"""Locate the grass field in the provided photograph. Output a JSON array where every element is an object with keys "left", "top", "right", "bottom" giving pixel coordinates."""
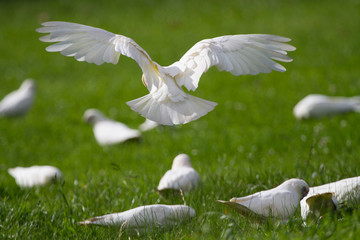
[{"left": 1, "top": 0, "right": 360, "bottom": 238}]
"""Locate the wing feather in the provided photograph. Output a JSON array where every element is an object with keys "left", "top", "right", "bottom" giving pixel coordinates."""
[
  {"left": 37, "top": 21, "right": 152, "bottom": 68},
  {"left": 167, "top": 34, "right": 295, "bottom": 91}
]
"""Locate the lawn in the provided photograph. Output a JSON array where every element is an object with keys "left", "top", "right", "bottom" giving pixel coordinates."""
[{"left": 1, "top": 0, "right": 360, "bottom": 239}]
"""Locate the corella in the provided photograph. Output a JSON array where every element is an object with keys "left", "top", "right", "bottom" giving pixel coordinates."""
[
  {"left": 300, "top": 176, "right": 360, "bottom": 220},
  {"left": 218, "top": 178, "right": 309, "bottom": 221},
  {"left": 293, "top": 94, "right": 360, "bottom": 120},
  {"left": 8, "top": 165, "right": 62, "bottom": 187},
  {"left": 77, "top": 204, "right": 195, "bottom": 233},
  {"left": 83, "top": 109, "right": 141, "bottom": 146},
  {"left": 0, "top": 79, "right": 36, "bottom": 118},
  {"left": 157, "top": 153, "right": 200, "bottom": 194},
  {"left": 37, "top": 21, "right": 295, "bottom": 125}
]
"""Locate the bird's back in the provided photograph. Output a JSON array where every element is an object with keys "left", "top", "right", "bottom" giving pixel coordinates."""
[{"left": 158, "top": 167, "right": 200, "bottom": 192}]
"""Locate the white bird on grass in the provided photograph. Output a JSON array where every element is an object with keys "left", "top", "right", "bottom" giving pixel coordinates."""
[
  {"left": 156, "top": 154, "right": 200, "bottom": 195},
  {"left": 300, "top": 192, "right": 339, "bottom": 222},
  {"left": 0, "top": 79, "right": 36, "bottom": 118},
  {"left": 300, "top": 176, "right": 360, "bottom": 220},
  {"left": 293, "top": 94, "right": 360, "bottom": 120},
  {"left": 8, "top": 165, "right": 62, "bottom": 188},
  {"left": 138, "top": 118, "right": 159, "bottom": 132},
  {"left": 218, "top": 178, "right": 309, "bottom": 221},
  {"left": 83, "top": 109, "right": 141, "bottom": 146},
  {"left": 77, "top": 204, "right": 195, "bottom": 233},
  {"left": 37, "top": 21, "right": 295, "bottom": 125}
]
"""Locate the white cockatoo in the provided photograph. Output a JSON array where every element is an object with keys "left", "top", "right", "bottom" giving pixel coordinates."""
[
  {"left": 37, "top": 21, "right": 295, "bottom": 125},
  {"left": 300, "top": 192, "right": 339, "bottom": 221},
  {"left": 218, "top": 178, "right": 309, "bottom": 220},
  {"left": 0, "top": 79, "right": 36, "bottom": 118},
  {"left": 293, "top": 94, "right": 360, "bottom": 120},
  {"left": 83, "top": 109, "right": 141, "bottom": 146},
  {"left": 300, "top": 176, "right": 360, "bottom": 220},
  {"left": 157, "top": 153, "right": 200, "bottom": 194},
  {"left": 8, "top": 165, "right": 62, "bottom": 188},
  {"left": 77, "top": 204, "right": 195, "bottom": 233},
  {"left": 138, "top": 118, "right": 159, "bottom": 132}
]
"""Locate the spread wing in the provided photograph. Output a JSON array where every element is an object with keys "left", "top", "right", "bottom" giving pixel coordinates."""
[
  {"left": 167, "top": 34, "right": 295, "bottom": 91},
  {"left": 36, "top": 21, "right": 153, "bottom": 69}
]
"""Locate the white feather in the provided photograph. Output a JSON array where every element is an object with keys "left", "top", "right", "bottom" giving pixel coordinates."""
[
  {"left": 77, "top": 204, "right": 196, "bottom": 233},
  {"left": 157, "top": 154, "right": 200, "bottom": 192},
  {"left": 0, "top": 79, "right": 36, "bottom": 118},
  {"left": 83, "top": 109, "right": 141, "bottom": 146},
  {"left": 37, "top": 21, "right": 295, "bottom": 125},
  {"left": 8, "top": 165, "right": 62, "bottom": 188},
  {"left": 293, "top": 94, "right": 360, "bottom": 119},
  {"left": 228, "top": 178, "right": 309, "bottom": 220},
  {"left": 138, "top": 118, "right": 159, "bottom": 132},
  {"left": 300, "top": 176, "right": 360, "bottom": 220}
]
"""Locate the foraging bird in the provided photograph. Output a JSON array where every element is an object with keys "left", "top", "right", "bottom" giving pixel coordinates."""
[
  {"left": 157, "top": 154, "right": 200, "bottom": 194},
  {"left": 300, "top": 176, "right": 360, "bottom": 220},
  {"left": 138, "top": 118, "right": 159, "bottom": 132},
  {"left": 0, "top": 79, "right": 36, "bottom": 118},
  {"left": 77, "top": 204, "right": 195, "bottom": 232},
  {"left": 37, "top": 21, "right": 295, "bottom": 125},
  {"left": 293, "top": 94, "right": 360, "bottom": 120},
  {"left": 301, "top": 192, "right": 339, "bottom": 221},
  {"left": 218, "top": 178, "right": 309, "bottom": 220},
  {"left": 83, "top": 109, "right": 141, "bottom": 146},
  {"left": 8, "top": 165, "right": 62, "bottom": 188}
]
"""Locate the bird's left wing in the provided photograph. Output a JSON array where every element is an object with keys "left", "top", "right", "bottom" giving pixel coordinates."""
[
  {"left": 36, "top": 21, "right": 153, "bottom": 69},
  {"left": 167, "top": 34, "right": 295, "bottom": 91}
]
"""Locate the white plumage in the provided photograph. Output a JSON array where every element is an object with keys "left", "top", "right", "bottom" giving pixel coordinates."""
[
  {"left": 8, "top": 165, "right": 62, "bottom": 188},
  {"left": 83, "top": 109, "right": 141, "bottom": 146},
  {"left": 219, "top": 178, "right": 309, "bottom": 220},
  {"left": 300, "top": 176, "right": 360, "bottom": 220},
  {"left": 157, "top": 154, "right": 200, "bottom": 193},
  {"left": 37, "top": 21, "right": 295, "bottom": 125},
  {"left": 293, "top": 94, "right": 360, "bottom": 120},
  {"left": 77, "top": 204, "right": 195, "bottom": 232},
  {"left": 0, "top": 79, "right": 36, "bottom": 118},
  {"left": 138, "top": 118, "right": 159, "bottom": 132}
]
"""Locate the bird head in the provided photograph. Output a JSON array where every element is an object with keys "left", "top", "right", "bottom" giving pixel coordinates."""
[
  {"left": 283, "top": 178, "right": 309, "bottom": 199},
  {"left": 171, "top": 153, "right": 192, "bottom": 169},
  {"left": 21, "top": 79, "right": 36, "bottom": 92},
  {"left": 83, "top": 109, "right": 107, "bottom": 125}
]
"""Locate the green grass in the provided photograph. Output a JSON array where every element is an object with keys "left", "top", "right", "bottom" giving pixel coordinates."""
[{"left": 1, "top": 0, "right": 360, "bottom": 238}]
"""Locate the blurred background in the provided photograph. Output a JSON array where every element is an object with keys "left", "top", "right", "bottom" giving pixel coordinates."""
[{"left": 1, "top": 0, "right": 360, "bottom": 238}]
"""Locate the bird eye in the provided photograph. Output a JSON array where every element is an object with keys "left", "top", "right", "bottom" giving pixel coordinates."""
[{"left": 301, "top": 186, "right": 309, "bottom": 196}]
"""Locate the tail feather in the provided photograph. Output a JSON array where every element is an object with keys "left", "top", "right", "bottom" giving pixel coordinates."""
[{"left": 127, "top": 93, "right": 217, "bottom": 125}]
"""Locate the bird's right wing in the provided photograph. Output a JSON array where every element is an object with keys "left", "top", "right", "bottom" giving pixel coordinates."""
[
  {"left": 36, "top": 21, "right": 153, "bottom": 69},
  {"left": 167, "top": 34, "right": 295, "bottom": 92},
  {"left": 217, "top": 200, "right": 267, "bottom": 221}
]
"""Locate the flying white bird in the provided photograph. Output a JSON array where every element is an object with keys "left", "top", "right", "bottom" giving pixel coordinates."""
[
  {"left": 300, "top": 176, "right": 360, "bottom": 220},
  {"left": 37, "top": 21, "right": 295, "bottom": 125},
  {"left": 77, "top": 204, "right": 195, "bottom": 233},
  {"left": 83, "top": 109, "right": 141, "bottom": 146},
  {"left": 8, "top": 165, "right": 62, "bottom": 188},
  {"left": 157, "top": 153, "right": 200, "bottom": 194},
  {"left": 138, "top": 118, "right": 159, "bottom": 132},
  {"left": 293, "top": 94, "right": 360, "bottom": 120},
  {"left": 0, "top": 79, "right": 36, "bottom": 118},
  {"left": 218, "top": 178, "right": 309, "bottom": 220}
]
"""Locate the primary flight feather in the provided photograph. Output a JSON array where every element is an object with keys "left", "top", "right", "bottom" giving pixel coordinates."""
[{"left": 37, "top": 21, "right": 295, "bottom": 125}]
